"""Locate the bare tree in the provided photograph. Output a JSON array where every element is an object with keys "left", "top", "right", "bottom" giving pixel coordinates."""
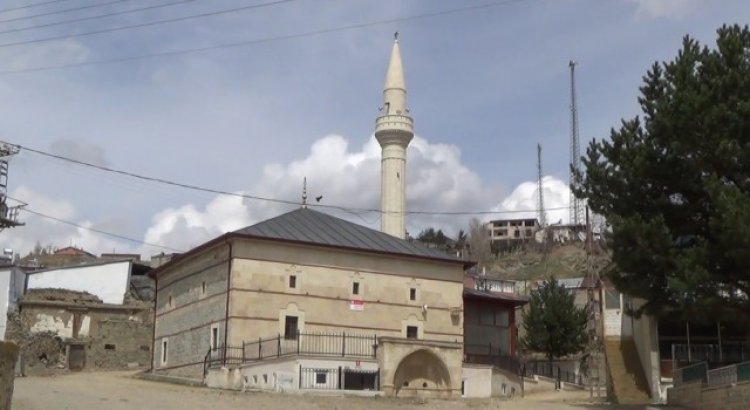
[{"left": 467, "top": 218, "right": 492, "bottom": 271}]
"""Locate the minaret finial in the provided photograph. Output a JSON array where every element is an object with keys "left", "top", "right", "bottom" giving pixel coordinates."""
[
  {"left": 394, "top": 31, "right": 398, "bottom": 41},
  {"left": 302, "top": 177, "right": 307, "bottom": 209}
]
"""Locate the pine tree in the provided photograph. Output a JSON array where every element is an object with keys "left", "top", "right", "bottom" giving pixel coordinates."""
[
  {"left": 574, "top": 24, "right": 750, "bottom": 321},
  {"left": 521, "top": 277, "right": 587, "bottom": 361}
]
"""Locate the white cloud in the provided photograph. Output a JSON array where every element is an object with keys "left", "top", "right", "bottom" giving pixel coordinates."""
[
  {"left": 3, "top": 137, "right": 572, "bottom": 259},
  {"left": 0, "top": 187, "right": 135, "bottom": 257},
  {"left": 142, "top": 194, "right": 251, "bottom": 253},
  {"left": 629, "top": 0, "right": 703, "bottom": 19},
  {"left": 142, "top": 134, "right": 506, "bottom": 249},
  {"left": 494, "top": 176, "right": 571, "bottom": 225}
]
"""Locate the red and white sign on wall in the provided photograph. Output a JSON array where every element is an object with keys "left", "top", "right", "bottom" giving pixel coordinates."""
[{"left": 350, "top": 300, "right": 364, "bottom": 311}]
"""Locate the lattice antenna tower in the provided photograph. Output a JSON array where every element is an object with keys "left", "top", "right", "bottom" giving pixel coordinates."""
[
  {"left": 0, "top": 143, "right": 25, "bottom": 232},
  {"left": 569, "top": 60, "right": 584, "bottom": 226},
  {"left": 537, "top": 143, "right": 546, "bottom": 228}
]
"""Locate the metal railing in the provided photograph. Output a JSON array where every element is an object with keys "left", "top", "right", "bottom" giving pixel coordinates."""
[
  {"left": 672, "top": 342, "right": 747, "bottom": 369},
  {"left": 464, "top": 343, "right": 521, "bottom": 374},
  {"left": 204, "top": 331, "right": 377, "bottom": 371},
  {"left": 706, "top": 360, "right": 750, "bottom": 388},
  {"left": 243, "top": 331, "right": 377, "bottom": 361},
  {"left": 674, "top": 361, "right": 708, "bottom": 386},
  {"left": 298, "top": 366, "right": 380, "bottom": 391},
  {"left": 520, "top": 361, "right": 584, "bottom": 388}
]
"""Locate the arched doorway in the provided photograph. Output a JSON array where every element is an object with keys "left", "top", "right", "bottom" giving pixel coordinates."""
[{"left": 393, "top": 349, "right": 451, "bottom": 396}]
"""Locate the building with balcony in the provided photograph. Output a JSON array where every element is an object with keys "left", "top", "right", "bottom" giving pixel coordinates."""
[{"left": 485, "top": 218, "right": 539, "bottom": 243}]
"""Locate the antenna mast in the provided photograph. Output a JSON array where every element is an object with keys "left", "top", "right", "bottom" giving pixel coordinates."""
[
  {"left": 0, "top": 143, "right": 24, "bottom": 232},
  {"left": 537, "top": 143, "right": 546, "bottom": 228},
  {"left": 569, "top": 60, "right": 584, "bottom": 226}
]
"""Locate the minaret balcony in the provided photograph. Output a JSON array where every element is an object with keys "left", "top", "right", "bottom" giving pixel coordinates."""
[{"left": 375, "top": 114, "right": 414, "bottom": 135}]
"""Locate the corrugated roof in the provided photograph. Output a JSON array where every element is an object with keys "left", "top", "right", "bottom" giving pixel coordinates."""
[
  {"left": 463, "top": 288, "right": 528, "bottom": 304},
  {"left": 557, "top": 277, "right": 585, "bottom": 289},
  {"left": 233, "top": 208, "right": 466, "bottom": 264}
]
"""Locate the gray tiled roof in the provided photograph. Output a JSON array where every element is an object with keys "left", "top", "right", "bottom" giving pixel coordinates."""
[{"left": 233, "top": 208, "right": 466, "bottom": 264}]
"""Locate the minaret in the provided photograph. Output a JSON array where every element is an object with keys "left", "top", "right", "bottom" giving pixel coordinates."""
[{"left": 375, "top": 33, "right": 413, "bottom": 239}]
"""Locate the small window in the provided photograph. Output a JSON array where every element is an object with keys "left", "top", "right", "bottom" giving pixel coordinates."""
[
  {"left": 202, "top": 281, "right": 206, "bottom": 294},
  {"left": 284, "top": 316, "right": 298, "bottom": 340},
  {"left": 289, "top": 275, "right": 297, "bottom": 289},
  {"left": 211, "top": 326, "right": 219, "bottom": 350},
  {"left": 161, "top": 340, "right": 168, "bottom": 365},
  {"left": 406, "top": 326, "right": 418, "bottom": 339},
  {"left": 139, "top": 345, "right": 150, "bottom": 352},
  {"left": 409, "top": 288, "right": 416, "bottom": 301},
  {"left": 253, "top": 375, "right": 258, "bottom": 384},
  {"left": 263, "top": 374, "right": 268, "bottom": 384},
  {"left": 168, "top": 295, "right": 173, "bottom": 307},
  {"left": 104, "top": 344, "right": 116, "bottom": 350},
  {"left": 352, "top": 282, "right": 360, "bottom": 295},
  {"left": 316, "top": 371, "right": 327, "bottom": 384}
]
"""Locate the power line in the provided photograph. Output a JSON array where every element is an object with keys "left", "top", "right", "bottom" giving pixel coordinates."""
[
  {"left": 0, "top": 0, "right": 297, "bottom": 49},
  {"left": 0, "top": 0, "right": 127, "bottom": 24},
  {"left": 0, "top": 0, "right": 532, "bottom": 75},
  {"left": 0, "top": 0, "right": 197, "bottom": 36},
  {"left": 19, "top": 207, "right": 184, "bottom": 252},
  {"left": 0, "top": 0, "right": 71, "bottom": 15},
  {"left": 5, "top": 139, "right": 569, "bottom": 216}
]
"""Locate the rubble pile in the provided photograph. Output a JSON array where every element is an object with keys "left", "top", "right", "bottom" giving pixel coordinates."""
[
  {"left": 23, "top": 288, "right": 102, "bottom": 304},
  {"left": 4, "top": 313, "right": 66, "bottom": 374}
]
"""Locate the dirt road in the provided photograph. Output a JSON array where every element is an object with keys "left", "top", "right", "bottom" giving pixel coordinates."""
[{"left": 12, "top": 371, "right": 650, "bottom": 410}]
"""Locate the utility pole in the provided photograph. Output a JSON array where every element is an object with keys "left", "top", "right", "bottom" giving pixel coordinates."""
[
  {"left": 569, "top": 61, "right": 584, "bottom": 227},
  {"left": 0, "top": 143, "right": 24, "bottom": 232}
]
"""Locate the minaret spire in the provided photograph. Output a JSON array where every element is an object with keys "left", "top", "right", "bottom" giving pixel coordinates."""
[{"left": 375, "top": 34, "right": 414, "bottom": 239}]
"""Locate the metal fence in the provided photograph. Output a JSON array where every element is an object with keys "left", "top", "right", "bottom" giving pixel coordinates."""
[
  {"left": 204, "top": 344, "right": 245, "bottom": 373},
  {"left": 298, "top": 367, "right": 379, "bottom": 391},
  {"left": 204, "top": 331, "right": 377, "bottom": 371},
  {"left": 674, "top": 362, "right": 708, "bottom": 386},
  {"left": 672, "top": 343, "right": 747, "bottom": 369},
  {"left": 520, "top": 361, "right": 584, "bottom": 388},
  {"left": 706, "top": 360, "right": 750, "bottom": 388},
  {"left": 300, "top": 368, "right": 340, "bottom": 390},
  {"left": 464, "top": 343, "right": 521, "bottom": 374},
  {"left": 242, "top": 332, "right": 377, "bottom": 361}
]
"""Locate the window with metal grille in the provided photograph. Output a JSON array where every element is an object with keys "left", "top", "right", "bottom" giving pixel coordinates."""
[
  {"left": 289, "top": 275, "right": 297, "bottom": 288},
  {"left": 406, "top": 326, "right": 418, "bottom": 339},
  {"left": 353, "top": 282, "right": 360, "bottom": 295},
  {"left": 409, "top": 288, "right": 416, "bottom": 301}
]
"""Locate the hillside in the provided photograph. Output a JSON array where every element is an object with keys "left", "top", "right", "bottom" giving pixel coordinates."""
[{"left": 488, "top": 242, "right": 610, "bottom": 282}]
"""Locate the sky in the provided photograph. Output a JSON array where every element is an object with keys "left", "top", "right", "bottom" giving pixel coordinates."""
[{"left": 0, "top": 0, "right": 747, "bottom": 258}]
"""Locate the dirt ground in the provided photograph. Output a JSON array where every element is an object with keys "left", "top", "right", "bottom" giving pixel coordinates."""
[{"left": 12, "top": 371, "right": 663, "bottom": 410}]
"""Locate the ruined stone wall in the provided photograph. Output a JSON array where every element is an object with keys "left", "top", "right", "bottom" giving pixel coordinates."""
[
  {"left": 89, "top": 319, "right": 152, "bottom": 368},
  {"left": 0, "top": 341, "right": 19, "bottom": 410},
  {"left": 8, "top": 300, "right": 153, "bottom": 375}
]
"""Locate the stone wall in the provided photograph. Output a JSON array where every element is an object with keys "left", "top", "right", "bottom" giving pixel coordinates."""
[
  {"left": 0, "top": 341, "right": 19, "bottom": 410},
  {"left": 668, "top": 380, "right": 750, "bottom": 410},
  {"left": 7, "top": 299, "right": 153, "bottom": 375},
  {"left": 153, "top": 242, "right": 229, "bottom": 378}
]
